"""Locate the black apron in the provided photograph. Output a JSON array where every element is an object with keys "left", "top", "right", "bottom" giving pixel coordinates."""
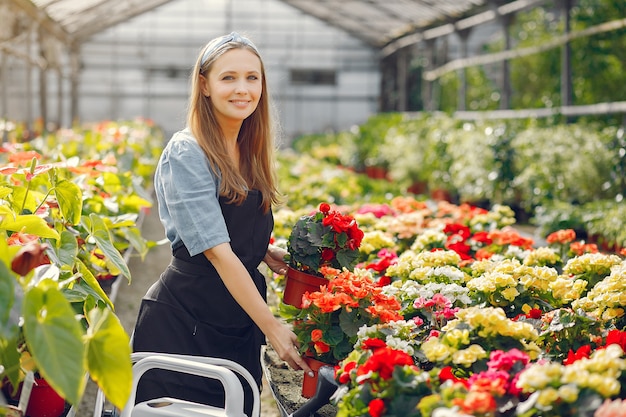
[{"left": 132, "top": 190, "right": 272, "bottom": 415}]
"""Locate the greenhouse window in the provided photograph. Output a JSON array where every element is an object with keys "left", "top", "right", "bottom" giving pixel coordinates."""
[{"left": 290, "top": 69, "right": 336, "bottom": 86}]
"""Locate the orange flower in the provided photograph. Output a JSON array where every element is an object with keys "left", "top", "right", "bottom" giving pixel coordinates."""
[
  {"left": 455, "top": 390, "right": 497, "bottom": 415},
  {"left": 311, "top": 329, "right": 323, "bottom": 342},
  {"left": 546, "top": 228, "right": 576, "bottom": 244}
]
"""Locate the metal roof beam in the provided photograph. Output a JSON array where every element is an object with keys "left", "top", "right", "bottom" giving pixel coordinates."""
[
  {"left": 11, "top": 0, "right": 72, "bottom": 44},
  {"left": 381, "top": 0, "right": 549, "bottom": 57},
  {"left": 71, "top": 0, "right": 174, "bottom": 41}
]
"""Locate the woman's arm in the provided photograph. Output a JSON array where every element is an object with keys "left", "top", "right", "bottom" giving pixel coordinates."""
[{"left": 204, "top": 243, "right": 313, "bottom": 375}]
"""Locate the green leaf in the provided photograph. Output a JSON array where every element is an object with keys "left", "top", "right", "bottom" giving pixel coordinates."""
[
  {"left": 0, "top": 335, "right": 22, "bottom": 392},
  {"left": 84, "top": 308, "right": 132, "bottom": 410},
  {"left": 57, "top": 231, "right": 80, "bottom": 269},
  {"left": 0, "top": 262, "right": 16, "bottom": 340},
  {"left": 22, "top": 282, "right": 87, "bottom": 405},
  {"left": 76, "top": 259, "right": 114, "bottom": 310},
  {"left": 54, "top": 179, "right": 83, "bottom": 225},
  {"left": 0, "top": 214, "right": 60, "bottom": 240},
  {"left": 0, "top": 185, "right": 12, "bottom": 199},
  {"left": 86, "top": 214, "right": 131, "bottom": 283},
  {"left": 121, "top": 226, "right": 149, "bottom": 260}
]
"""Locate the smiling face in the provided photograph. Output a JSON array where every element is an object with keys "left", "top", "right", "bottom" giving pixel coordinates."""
[{"left": 201, "top": 48, "right": 263, "bottom": 129}]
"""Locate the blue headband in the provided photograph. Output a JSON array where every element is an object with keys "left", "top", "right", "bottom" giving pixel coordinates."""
[{"left": 200, "top": 32, "right": 259, "bottom": 66}]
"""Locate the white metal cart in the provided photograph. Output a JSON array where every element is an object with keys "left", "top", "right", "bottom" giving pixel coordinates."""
[{"left": 67, "top": 352, "right": 260, "bottom": 417}]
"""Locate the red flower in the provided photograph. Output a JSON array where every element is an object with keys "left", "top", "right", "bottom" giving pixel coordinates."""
[
  {"left": 601, "top": 329, "right": 626, "bottom": 351},
  {"left": 357, "top": 347, "right": 414, "bottom": 381},
  {"left": 368, "top": 398, "right": 386, "bottom": 417},
  {"left": 11, "top": 241, "right": 50, "bottom": 276},
  {"left": 376, "top": 275, "right": 391, "bottom": 287},
  {"left": 526, "top": 308, "right": 543, "bottom": 319},
  {"left": 361, "top": 338, "right": 387, "bottom": 351},
  {"left": 471, "top": 231, "right": 493, "bottom": 245},
  {"left": 319, "top": 202, "right": 331, "bottom": 213},
  {"left": 313, "top": 341, "right": 331, "bottom": 354},
  {"left": 563, "top": 345, "right": 592, "bottom": 365},
  {"left": 439, "top": 366, "right": 468, "bottom": 387},
  {"left": 321, "top": 248, "right": 335, "bottom": 261}
]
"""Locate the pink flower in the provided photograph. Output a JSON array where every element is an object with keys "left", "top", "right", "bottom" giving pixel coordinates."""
[
  {"left": 594, "top": 399, "right": 626, "bottom": 417},
  {"left": 487, "top": 349, "right": 530, "bottom": 372}
]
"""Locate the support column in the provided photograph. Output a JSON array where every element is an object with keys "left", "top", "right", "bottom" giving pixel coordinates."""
[
  {"left": 38, "top": 27, "right": 48, "bottom": 130},
  {"left": 499, "top": 14, "right": 513, "bottom": 110},
  {"left": 423, "top": 39, "right": 436, "bottom": 111},
  {"left": 396, "top": 47, "right": 408, "bottom": 111},
  {"left": 56, "top": 67, "right": 62, "bottom": 129},
  {"left": 561, "top": 0, "right": 573, "bottom": 110},
  {"left": 456, "top": 29, "right": 471, "bottom": 111},
  {"left": 1, "top": 51, "right": 7, "bottom": 142},
  {"left": 26, "top": 23, "right": 33, "bottom": 126},
  {"left": 69, "top": 43, "right": 80, "bottom": 126}
]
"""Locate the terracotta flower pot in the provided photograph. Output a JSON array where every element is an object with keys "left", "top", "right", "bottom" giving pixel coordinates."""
[
  {"left": 301, "top": 356, "right": 330, "bottom": 398},
  {"left": 283, "top": 267, "right": 327, "bottom": 308}
]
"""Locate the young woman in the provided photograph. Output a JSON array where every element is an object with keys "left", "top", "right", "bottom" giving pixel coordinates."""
[{"left": 131, "top": 32, "right": 312, "bottom": 415}]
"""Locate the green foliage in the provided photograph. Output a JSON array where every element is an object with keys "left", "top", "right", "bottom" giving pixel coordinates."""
[{"left": 0, "top": 120, "right": 160, "bottom": 410}]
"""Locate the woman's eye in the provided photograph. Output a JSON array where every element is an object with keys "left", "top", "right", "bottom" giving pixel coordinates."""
[{"left": 248, "top": 75, "right": 259, "bottom": 80}]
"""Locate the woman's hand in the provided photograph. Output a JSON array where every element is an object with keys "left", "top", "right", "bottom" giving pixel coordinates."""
[
  {"left": 264, "top": 244, "right": 289, "bottom": 275},
  {"left": 266, "top": 319, "right": 314, "bottom": 377}
]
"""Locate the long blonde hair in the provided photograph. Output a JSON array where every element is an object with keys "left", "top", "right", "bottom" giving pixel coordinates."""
[{"left": 187, "top": 34, "right": 280, "bottom": 213}]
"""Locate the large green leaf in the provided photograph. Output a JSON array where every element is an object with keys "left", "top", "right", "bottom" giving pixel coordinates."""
[
  {"left": 0, "top": 262, "right": 16, "bottom": 340},
  {"left": 76, "top": 259, "right": 114, "bottom": 310},
  {"left": 51, "top": 230, "right": 79, "bottom": 271},
  {"left": 84, "top": 308, "right": 132, "bottom": 410},
  {"left": 22, "top": 282, "right": 87, "bottom": 405},
  {"left": 85, "top": 214, "right": 131, "bottom": 283},
  {"left": 54, "top": 179, "right": 83, "bottom": 225},
  {"left": 0, "top": 214, "right": 60, "bottom": 240}
]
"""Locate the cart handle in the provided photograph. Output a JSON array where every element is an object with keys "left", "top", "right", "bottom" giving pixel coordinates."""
[{"left": 120, "top": 354, "right": 247, "bottom": 417}]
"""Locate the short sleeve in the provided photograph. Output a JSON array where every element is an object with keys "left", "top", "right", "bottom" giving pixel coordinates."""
[{"left": 154, "top": 131, "right": 230, "bottom": 256}]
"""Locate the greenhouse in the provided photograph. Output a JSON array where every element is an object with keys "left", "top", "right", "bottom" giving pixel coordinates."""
[{"left": 1, "top": 1, "right": 625, "bottom": 417}]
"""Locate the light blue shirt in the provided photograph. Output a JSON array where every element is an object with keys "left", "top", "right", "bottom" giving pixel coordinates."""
[{"left": 154, "top": 128, "right": 230, "bottom": 257}]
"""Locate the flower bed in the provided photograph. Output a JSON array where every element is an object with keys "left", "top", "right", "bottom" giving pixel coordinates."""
[{"left": 271, "top": 196, "right": 626, "bottom": 417}]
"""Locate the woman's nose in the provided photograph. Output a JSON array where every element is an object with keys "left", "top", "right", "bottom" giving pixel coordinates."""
[{"left": 234, "top": 81, "right": 247, "bottom": 94}]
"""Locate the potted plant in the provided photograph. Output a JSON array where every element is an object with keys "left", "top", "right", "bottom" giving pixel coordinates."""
[
  {"left": 283, "top": 202, "right": 364, "bottom": 308},
  {"left": 282, "top": 267, "right": 403, "bottom": 397}
]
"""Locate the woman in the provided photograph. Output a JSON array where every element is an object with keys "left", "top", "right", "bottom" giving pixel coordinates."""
[{"left": 132, "top": 32, "right": 312, "bottom": 414}]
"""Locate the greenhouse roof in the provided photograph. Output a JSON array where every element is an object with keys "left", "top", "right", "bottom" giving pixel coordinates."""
[{"left": 14, "top": 0, "right": 547, "bottom": 51}]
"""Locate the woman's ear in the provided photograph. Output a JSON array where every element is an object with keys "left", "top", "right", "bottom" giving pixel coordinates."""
[{"left": 199, "top": 75, "right": 210, "bottom": 97}]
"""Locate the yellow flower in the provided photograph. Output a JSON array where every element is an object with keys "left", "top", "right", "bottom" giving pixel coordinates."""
[
  {"left": 557, "top": 384, "right": 579, "bottom": 403},
  {"left": 359, "top": 230, "right": 395, "bottom": 255},
  {"left": 536, "top": 387, "right": 560, "bottom": 407},
  {"left": 523, "top": 246, "right": 561, "bottom": 266},
  {"left": 517, "top": 362, "right": 562, "bottom": 390},
  {"left": 421, "top": 337, "right": 452, "bottom": 363},
  {"left": 550, "top": 277, "right": 587, "bottom": 304},
  {"left": 442, "top": 328, "right": 470, "bottom": 348},
  {"left": 501, "top": 286, "right": 520, "bottom": 302},
  {"left": 451, "top": 344, "right": 487, "bottom": 367}
]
